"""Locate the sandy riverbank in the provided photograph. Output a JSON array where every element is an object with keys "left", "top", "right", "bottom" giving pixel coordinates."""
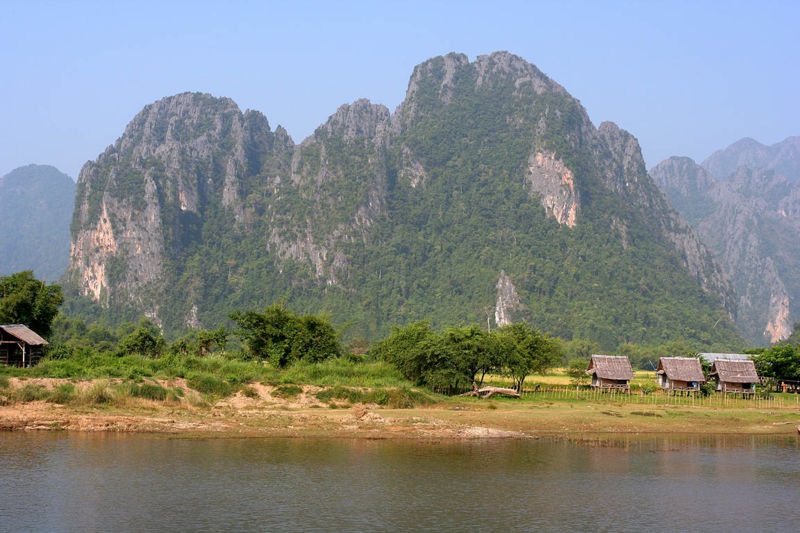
[{"left": 1, "top": 379, "right": 799, "bottom": 438}]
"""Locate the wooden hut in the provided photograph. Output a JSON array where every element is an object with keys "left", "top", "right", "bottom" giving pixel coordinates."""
[
  {"left": 656, "top": 357, "right": 705, "bottom": 392},
  {"left": 710, "top": 359, "right": 759, "bottom": 395},
  {"left": 698, "top": 353, "right": 751, "bottom": 363},
  {"left": 0, "top": 324, "right": 48, "bottom": 367},
  {"left": 587, "top": 355, "right": 634, "bottom": 391}
]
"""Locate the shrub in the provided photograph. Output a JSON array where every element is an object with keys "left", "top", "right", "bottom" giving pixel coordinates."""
[
  {"left": 82, "top": 382, "right": 113, "bottom": 405},
  {"left": 48, "top": 383, "right": 77, "bottom": 404},
  {"left": 639, "top": 382, "right": 658, "bottom": 395},
  {"left": 136, "top": 383, "right": 168, "bottom": 401},
  {"left": 272, "top": 384, "right": 302, "bottom": 399},
  {"left": 241, "top": 386, "right": 259, "bottom": 399},
  {"left": 15, "top": 384, "right": 51, "bottom": 402},
  {"left": 187, "top": 373, "right": 234, "bottom": 397}
]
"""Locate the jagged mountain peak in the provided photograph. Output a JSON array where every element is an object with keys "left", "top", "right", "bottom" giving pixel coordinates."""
[
  {"left": 317, "top": 98, "right": 390, "bottom": 144},
  {"left": 702, "top": 135, "right": 800, "bottom": 181}
]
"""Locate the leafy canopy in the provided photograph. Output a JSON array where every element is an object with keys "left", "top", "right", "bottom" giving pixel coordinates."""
[
  {"left": 0, "top": 271, "right": 63, "bottom": 337},
  {"left": 230, "top": 303, "right": 341, "bottom": 367}
]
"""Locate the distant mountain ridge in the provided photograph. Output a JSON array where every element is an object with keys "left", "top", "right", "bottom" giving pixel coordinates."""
[
  {"left": 702, "top": 137, "right": 800, "bottom": 182},
  {"left": 0, "top": 164, "right": 75, "bottom": 280},
  {"left": 64, "top": 51, "right": 740, "bottom": 349},
  {"left": 652, "top": 136, "right": 800, "bottom": 344}
]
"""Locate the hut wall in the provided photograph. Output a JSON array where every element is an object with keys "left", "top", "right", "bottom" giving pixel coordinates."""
[
  {"left": 666, "top": 379, "right": 700, "bottom": 391},
  {"left": 594, "top": 377, "right": 629, "bottom": 389},
  {"left": 0, "top": 343, "right": 23, "bottom": 366},
  {"left": 720, "top": 381, "right": 755, "bottom": 393}
]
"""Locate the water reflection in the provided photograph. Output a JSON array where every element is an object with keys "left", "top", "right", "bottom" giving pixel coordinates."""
[{"left": 0, "top": 433, "right": 797, "bottom": 531}]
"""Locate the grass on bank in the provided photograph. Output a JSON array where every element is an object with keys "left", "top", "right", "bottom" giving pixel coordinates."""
[
  {"left": 2, "top": 356, "right": 798, "bottom": 413},
  {"left": 0, "top": 351, "right": 432, "bottom": 408}
]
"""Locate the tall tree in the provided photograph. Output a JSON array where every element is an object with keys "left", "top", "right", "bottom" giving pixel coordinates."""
[
  {"left": 0, "top": 271, "right": 63, "bottom": 337},
  {"left": 497, "top": 323, "right": 562, "bottom": 392}
]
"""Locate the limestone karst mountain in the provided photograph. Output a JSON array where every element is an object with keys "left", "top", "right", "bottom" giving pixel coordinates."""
[
  {"left": 0, "top": 164, "right": 75, "bottom": 280},
  {"left": 64, "top": 52, "right": 740, "bottom": 349},
  {"left": 651, "top": 137, "right": 800, "bottom": 344}
]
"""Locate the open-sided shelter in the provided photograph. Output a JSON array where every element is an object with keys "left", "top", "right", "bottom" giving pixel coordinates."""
[
  {"left": 656, "top": 357, "right": 705, "bottom": 392},
  {"left": 710, "top": 359, "right": 759, "bottom": 394},
  {"left": 587, "top": 354, "right": 634, "bottom": 390},
  {"left": 0, "top": 324, "right": 48, "bottom": 367}
]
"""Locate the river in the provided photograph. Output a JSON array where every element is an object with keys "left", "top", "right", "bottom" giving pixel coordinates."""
[{"left": 0, "top": 433, "right": 797, "bottom": 531}]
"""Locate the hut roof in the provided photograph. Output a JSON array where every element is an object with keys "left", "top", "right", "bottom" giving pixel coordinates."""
[
  {"left": 711, "top": 360, "right": 759, "bottom": 383},
  {"left": 0, "top": 324, "right": 48, "bottom": 346},
  {"left": 587, "top": 355, "right": 634, "bottom": 380},
  {"left": 698, "top": 353, "right": 751, "bottom": 363},
  {"left": 657, "top": 357, "right": 705, "bottom": 382}
]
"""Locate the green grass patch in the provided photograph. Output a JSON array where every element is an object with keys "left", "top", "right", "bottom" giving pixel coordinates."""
[
  {"left": 186, "top": 372, "right": 234, "bottom": 398},
  {"left": 316, "top": 386, "right": 435, "bottom": 408},
  {"left": 272, "top": 384, "right": 303, "bottom": 399},
  {"left": 14, "top": 384, "right": 51, "bottom": 402},
  {"left": 47, "top": 383, "right": 77, "bottom": 404}
]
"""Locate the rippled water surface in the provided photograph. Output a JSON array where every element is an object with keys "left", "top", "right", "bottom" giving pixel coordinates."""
[{"left": 0, "top": 433, "right": 798, "bottom": 532}]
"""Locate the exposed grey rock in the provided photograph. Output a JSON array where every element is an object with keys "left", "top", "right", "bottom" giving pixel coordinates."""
[{"left": 495, "top": 270, "right": 523, "bottom": 327}]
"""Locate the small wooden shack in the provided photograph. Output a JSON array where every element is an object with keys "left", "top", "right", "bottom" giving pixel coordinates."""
[
  {"left": 587, "top": 354, "right": 634, "bottom": 391},
  {"left": 0, "top": 324, "right": 48, "bottom": 367},
  {"left": 710, "top": 359, "right": 759, "bottom": 395},
  {"left": 656, "top": 357, "right": 705, "bottom": 392}
]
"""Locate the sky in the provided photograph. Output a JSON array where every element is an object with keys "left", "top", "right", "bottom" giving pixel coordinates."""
[{"left": 1, "top": 0, "right": 798, "bottom": 180}]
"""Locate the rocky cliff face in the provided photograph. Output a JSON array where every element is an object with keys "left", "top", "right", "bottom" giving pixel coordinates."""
[
  {"left": 68, "top": 93, "right": 291, "bottom": 322},
  {"left": 652, "top": 142, "right": 800, "bottom": 344},
  {"left": 66, "top": 53, "right": 741, "bottom": 348}
]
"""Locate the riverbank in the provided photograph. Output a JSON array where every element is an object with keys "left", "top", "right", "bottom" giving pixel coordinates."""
[{"left": 1, "top": 378, "right": 798, "bottom": 438}]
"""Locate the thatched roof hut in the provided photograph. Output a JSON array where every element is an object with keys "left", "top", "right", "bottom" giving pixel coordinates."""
[
  {"left": 710, "top": 359, "right": 759, "bottom": 394},
  {"left": 0, "top": 324, "right": 48, "bottom": 367},
  {"left": 587, "top": 354, "right": 634, "bottom": 389},
  {"left": 698, "top": 353, "right": 750, "bottom": 363},
  {"left": 657, "top": 357, "right": 705, "bottom": 391}
]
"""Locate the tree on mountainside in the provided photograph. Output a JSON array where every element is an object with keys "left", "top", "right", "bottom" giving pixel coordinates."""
[{"left": 0, "top": 271, "right": 63, "bottom": 337}]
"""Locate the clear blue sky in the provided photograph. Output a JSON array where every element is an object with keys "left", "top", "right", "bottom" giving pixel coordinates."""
[{"left": 2, "top": 0, "right": 798, "bottom": 180}]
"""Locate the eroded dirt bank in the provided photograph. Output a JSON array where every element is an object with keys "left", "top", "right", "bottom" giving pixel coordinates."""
[{"left": 1, "top": 379, "right": 799, "bottom": 439}]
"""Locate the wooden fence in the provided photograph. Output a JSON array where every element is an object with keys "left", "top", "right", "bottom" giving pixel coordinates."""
[{"left": 515, "top": 386, "right": 800, "bottom": 410}]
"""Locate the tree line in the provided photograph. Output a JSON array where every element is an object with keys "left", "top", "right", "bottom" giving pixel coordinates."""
[{"left": 5, "top": 271, "right": 800, "bottom": 393}]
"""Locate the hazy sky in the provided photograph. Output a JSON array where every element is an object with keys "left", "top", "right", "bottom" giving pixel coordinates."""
[{"left": 2, "top": 0, "right": 798, "bottom": 180}]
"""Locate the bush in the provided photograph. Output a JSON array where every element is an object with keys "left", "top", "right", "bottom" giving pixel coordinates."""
[
  {"left": 15, "top": 384, "right": 51, "bottom": 402},
  {"left": 82, "top": 382, "right": 113, "bottom": 405},
  {"left": 272, "top": 384, "right": 303, "bottom": 399},
  {"left": 48, "top": 383, "right": 77, "bottom": 404},
  {"left": 700, "top": 381, "right": 715, "bottom": 397},
  {"left": 187, "top": 373, "right": 234, "bottom": 397},
  {"left": 639, "top": 382, "right": 658, "bottom": 395},
  {"left": 136, "top": 382, "right": 168, "bottom": 401}
]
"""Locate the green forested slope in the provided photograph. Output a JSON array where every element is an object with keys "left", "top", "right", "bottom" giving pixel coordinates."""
[{"left": 0, "top": 164, "right": 75, "bottom": 279}]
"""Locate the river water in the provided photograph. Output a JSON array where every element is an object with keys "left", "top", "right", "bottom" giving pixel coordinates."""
[{"left": 0, "top": 433, "right": 797, "bottom": 532}]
